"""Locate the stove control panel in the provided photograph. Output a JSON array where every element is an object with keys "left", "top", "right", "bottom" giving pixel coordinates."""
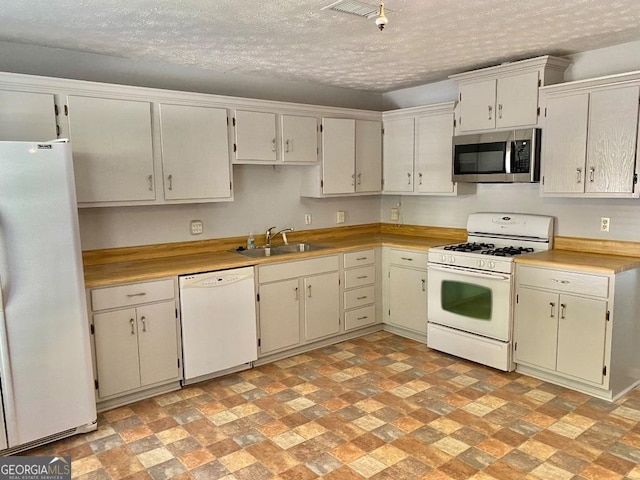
[{"left": 428, "top": 250, "right": 513, "bottom": 274}]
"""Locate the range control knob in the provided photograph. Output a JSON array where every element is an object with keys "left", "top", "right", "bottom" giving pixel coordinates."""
[
  {"left": 449, "top": 255, "right": 456, "bottom": 263},
  {"left": 441, "top": 254, "right": 447, "bottom": 262},
  {"left": 478, "top": 259, "right": 485, "bottom": 268},
  {"left": 488, "top": 261, "right": 496, "bottom": 269}
]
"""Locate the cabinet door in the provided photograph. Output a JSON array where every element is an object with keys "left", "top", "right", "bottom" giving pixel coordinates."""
[
  {"left": 67, "top": 95, "right": 155, "bottom": 203},
  {"left": 542, "top": 93, "right": 589, "bottom": 194},
  {"left": 556, "top": 294, "right": 607, "bottom": 384},
  {"left": 304, "top": 272, "right": 340, "bottom": 341},
  {"left": 415, "top": 112, "right": 455, "bottom": 194},
  {"left": 458, "top": 79, "right": 496, "bottom": 132},
  {"left": 259, "top": 279, "right": 300, "bottom": 354},
  {"left": 93, "top": 309, "right": 141, "bottom": 398},
  {"left": 496, "top": 71, "right": 540, "bottom": 129},
  {"left": 234, "top": 110, "right": 277, "bottom": 162},
  {"left": 585, "top": 86, "right": 639, "bottom": 194},
  {"left": 0, "top": 90, "right": 57, "bottom": 141},
  {"left": 382, "top": 117, "right": 414, "bottom": 193},
  {"left": 282, "top": 115, "right": 318, "bottom": 163},
  {"left": 513, "top": 287, "right": 558, "bottom": 371},
  {"left": 388, "top": 266, "right": 427, "bottom": 334},
  {"left": 137, "top": 301, "right": 180, "bottom": 387},
  {"left": 355, "top": 120, "right": 382, "bottom": 193},
  {"left": 322, "top": 118, "right": 355, "bottom": 194},
  {"left": 159, "top": 104, "right": 231, "bottom": 200}
]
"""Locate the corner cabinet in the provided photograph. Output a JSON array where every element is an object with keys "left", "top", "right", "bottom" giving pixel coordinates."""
[
  {"left": 382, "top": 103, "right": 474, "bottom": 196},
  {"left": 382, "top": 248, "right": 429, "bottom": 342},
  {"left": 88, "top": 278, "right": 182, "bottom": 411},
  {"left": 450, "top": 56, "right": 570, "bottom": 133},
  {"left": 513, "top": 263, "right": 640, "bottom": 401},
  {"left": 540, "top": 72, "right": 640, "bottom": 197},
  {"left": 300, "top": 116, "right": 382, "bottom": 197}
]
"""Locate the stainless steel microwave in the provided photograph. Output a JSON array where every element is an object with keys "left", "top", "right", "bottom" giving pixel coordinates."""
[{"left": 452, "top": 128, "right": 541, "bottom": 183}]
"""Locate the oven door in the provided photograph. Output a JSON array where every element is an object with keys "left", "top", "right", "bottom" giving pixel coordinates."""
[{"left": 427, "top": 264, "right": 513, "bottom": 341}]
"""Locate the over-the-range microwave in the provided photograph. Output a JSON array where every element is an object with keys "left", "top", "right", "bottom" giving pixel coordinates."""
[{"left": 452, "top": 128, "right": 541, "bottom": 183}]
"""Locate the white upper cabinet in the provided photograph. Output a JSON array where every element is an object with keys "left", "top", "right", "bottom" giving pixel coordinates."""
[
  {"left": 382, "top": 116, "right": 414, "bottom": 193},
  {"left": 355, "top": 119, "right": 382, "bottom": 193},
  {"left": 383, "top": 103, "right": 473, "bottom": 196},
  {"left": 159, "top": 104, "right": 231, "bottom": 201},
  {"left": 66, "top": 95, "right": 156, "bottom": 204},
  {"left": 233, "top": 110, "right": 277, "bottom": 163},
  {"left": 541, "top": 72, "right": 640, "bottom": 198},
  {"left": 233, "top": 111, "right": 319, "bottom": 165},
  {"left": 450, "top": 56, "right": 570, "bottom": 133},
  {"left": 0, "top": 90, "right": 57, "bottom": 141},
  {"left": 300, "top": 115, "right": 382, "bottom": 197},
  {"left": 322, "top": 117, "right": 356, "bottom": 195},
  {"left": 282, "top": 114, "right": 318, "bottom": 164}
]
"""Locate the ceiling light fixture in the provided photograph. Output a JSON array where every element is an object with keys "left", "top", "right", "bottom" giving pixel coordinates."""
[{"left": 375, "top": 2, "right": 388, "bottom": 30}]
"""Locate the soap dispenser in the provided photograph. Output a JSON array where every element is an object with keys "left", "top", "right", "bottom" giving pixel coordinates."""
[{"left": 247, "top": 232, "right": 255, "bottom": 250}]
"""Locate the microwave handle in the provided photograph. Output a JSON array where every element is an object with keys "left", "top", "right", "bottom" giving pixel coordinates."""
[{"left": 505, "top": 141, "right": 512, "bottom": 174}]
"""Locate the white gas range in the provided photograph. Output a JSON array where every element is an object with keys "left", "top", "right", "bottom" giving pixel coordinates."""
[{"left": 427, "top": 213, "right": 554, "bottom": 371}]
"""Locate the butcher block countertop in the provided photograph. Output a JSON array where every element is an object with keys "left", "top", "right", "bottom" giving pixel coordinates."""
[
  {"left": 83, "top": 224, "right": 640, "bottom": 287},
  {"left": 515, "top": 250, "right": 640, "bottom": 274},
  {"left": 83, "top": 223, "right": 463, "bottom": 288}
]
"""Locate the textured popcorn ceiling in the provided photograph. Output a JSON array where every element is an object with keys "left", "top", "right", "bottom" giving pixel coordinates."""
[{"left": 2, "top": 0, "right": 640, "bottom": 92}]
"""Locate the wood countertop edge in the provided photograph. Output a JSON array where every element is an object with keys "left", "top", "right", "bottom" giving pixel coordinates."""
[{"left": 515, "top": 251, "right": 640, "bottom": 275}]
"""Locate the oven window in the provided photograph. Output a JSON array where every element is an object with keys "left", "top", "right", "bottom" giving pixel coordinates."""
[{"left": 441, "top": 280, "right": 492, "bottom": 320}]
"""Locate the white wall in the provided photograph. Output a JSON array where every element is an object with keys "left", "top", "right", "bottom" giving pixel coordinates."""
[
  {"left": 381, "top": 40, "right": 640, "bottom": 243},
  {"left": 79, "top": 166, "right": 381, "bottom": 250}
]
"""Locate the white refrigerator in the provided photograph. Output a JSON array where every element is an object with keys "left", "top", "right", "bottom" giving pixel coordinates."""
[{"left": 0, "top": 141, "right": 96, "bottom": 452}]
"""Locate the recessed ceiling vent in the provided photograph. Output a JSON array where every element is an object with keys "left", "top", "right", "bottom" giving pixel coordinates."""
[{"left": 321, "top": 0, "right": 380, "bottom": 19}]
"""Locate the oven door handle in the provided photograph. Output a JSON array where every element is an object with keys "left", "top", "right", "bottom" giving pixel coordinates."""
[{"left": 428, "top": 264, "right": 510, "bottom": 281}]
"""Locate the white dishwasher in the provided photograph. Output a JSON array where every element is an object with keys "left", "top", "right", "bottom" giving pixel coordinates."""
[{"left": 179, "top": 266, "right": 257, "bottom": 384}]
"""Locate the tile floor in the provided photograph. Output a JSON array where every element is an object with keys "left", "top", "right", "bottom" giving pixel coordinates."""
[{"left": 27, "top": 332, "right": 640, "bottom": 480}]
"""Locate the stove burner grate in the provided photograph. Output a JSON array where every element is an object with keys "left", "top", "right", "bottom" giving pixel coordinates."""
[
  {"left": 481, "top": 246, "right": 535, "bottom": 257},
  {"left": 443, "top": 242, "right": 495, "bottom": 253}
]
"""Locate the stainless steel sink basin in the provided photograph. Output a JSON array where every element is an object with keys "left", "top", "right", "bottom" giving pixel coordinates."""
[{"left": 236, "top": 243, "right": 326, "bottom": 258}]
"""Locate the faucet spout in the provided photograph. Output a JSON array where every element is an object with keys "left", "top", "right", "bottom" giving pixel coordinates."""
[
  {"left": 274, "top": 227, "right": 295, "bottom": 246},
  {"left": 265, "top": 226, "right": 276, "bottom": 247}
]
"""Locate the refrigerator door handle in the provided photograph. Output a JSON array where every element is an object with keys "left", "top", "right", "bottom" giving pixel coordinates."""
[{"left": 0, "top": 277, "right": 16, "bottom": 448}]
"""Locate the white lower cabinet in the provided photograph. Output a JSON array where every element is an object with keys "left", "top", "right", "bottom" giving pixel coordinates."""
[
  {"left": 257, "top": 256, "right": 340, "bottom": 357},
  {"left": 383, "top": 248, "right": 429, "bottom": 341},
  {"left": 88, "top": 278, "right": 181, "bottom": 408},
  {"left": 514, "top": 263, "right": 640, "bottom": 400}
]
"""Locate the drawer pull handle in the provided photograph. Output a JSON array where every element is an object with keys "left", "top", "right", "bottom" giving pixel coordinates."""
[
  {"left": 421, "top": 278, "right": 426, "bottom": 292},
  {"left": 126, "top": 292, "right": 147, "bottom": 298},
  {"left": 589, "top": 167, "right": 595, "bottom": 182},
  {"left": 167, "top": 174, "right": 173, "bottom": 190},
  {"left": 401, "top": 257, "right": 413, "bottom": 261},
  {"left": 560, "top": 303, "right": 566, "bottom": 319},
  {"left": 551, "top": 279, "right": 570, "bottom": 284},
  {"left": 357, "top": 316, "right": 369, "bottom": 321},
  {"left": 356, "top": 296, "right": 368, "bottom": 300},
  {"left": 141, "top": 316, "right": 147, "bottom": 332},
  {"left": 294, "top": 287, "right": 299, "bottom": 301},
  {"left": 356, "top": 276, "right": 369, "bottom": 280},
  {"left": 356, "top": 257, "right": 368, "bottom": 261},
  {"left": 308, "top": 285, "right": 312, "bottom": 298},
  {"left": 576, "top": 168, "right": 582, "bottom": 183},
  {"left": 549, "top": 302, "right": 555, "bottom": 318},
  {"left": 147, "top": 174, "right": 153, "bottom": 191},
  {"left": 130, "top": 318, "right": 135, "bottom": 335}
]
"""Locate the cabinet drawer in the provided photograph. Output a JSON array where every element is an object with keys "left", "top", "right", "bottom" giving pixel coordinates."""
[
  {"left": 517, "top": 266, "right": 609, "bottom": 298},
  {"left": 344, "top": 249, "right": 375, "bottom": 268},
  {"left": 390, "top": 249, "right": 428, "bottom": 268},
  {"left": 345, "top": 305, "right": 376, "bottom": 330},
  {"left": 259, "top": 255, "right": 339, "bottom": 283},
  {"left": 344, "top": 285, "right": 375, "bottom": 309},
  {"left": 344, "top": 265, "right": 376, "bottom": 289},
  {"left": 91, "top": 278, "right": 175, "bottom": 311}
]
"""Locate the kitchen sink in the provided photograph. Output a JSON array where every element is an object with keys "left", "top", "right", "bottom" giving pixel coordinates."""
[{"left": 236, "top": 243, "right": 327, "bottom": 258}]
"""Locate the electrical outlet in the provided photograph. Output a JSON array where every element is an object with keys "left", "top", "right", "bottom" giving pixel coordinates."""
[
  {"left": 600, "top": 217, "right": 610, "bottom": 232},
  {"left": 304, "top": 213, "right": 312, "bottom": 225},
  {"left": 336, "top": 210, "right": 345, "bottom": 224},
  {"left": 190, "top": 220, "right": 203, "bottom": 235},
  {"left": 390, "top": 207, "right": 399, "bottom": 221}
]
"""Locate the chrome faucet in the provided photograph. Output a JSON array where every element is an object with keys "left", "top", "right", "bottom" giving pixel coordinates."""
[
  {"left": 265, "top": 226, "right": 294, "bottom": 247},
  {"left": 265, "top": 226, "right": 276, "bottom": 247}
]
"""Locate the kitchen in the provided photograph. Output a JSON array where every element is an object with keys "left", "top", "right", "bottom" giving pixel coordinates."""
[{"left": 2, "top": 1, "right": 640, "bottom": 478}]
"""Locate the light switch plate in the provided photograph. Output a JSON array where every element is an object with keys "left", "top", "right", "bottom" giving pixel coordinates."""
[{"left": 336, "top": 211, "right": 345, "bottom": 224}]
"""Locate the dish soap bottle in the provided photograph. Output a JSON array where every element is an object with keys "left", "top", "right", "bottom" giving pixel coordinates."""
[{"left": 247, "top": 232, "right": 255, "bottom": 250}]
